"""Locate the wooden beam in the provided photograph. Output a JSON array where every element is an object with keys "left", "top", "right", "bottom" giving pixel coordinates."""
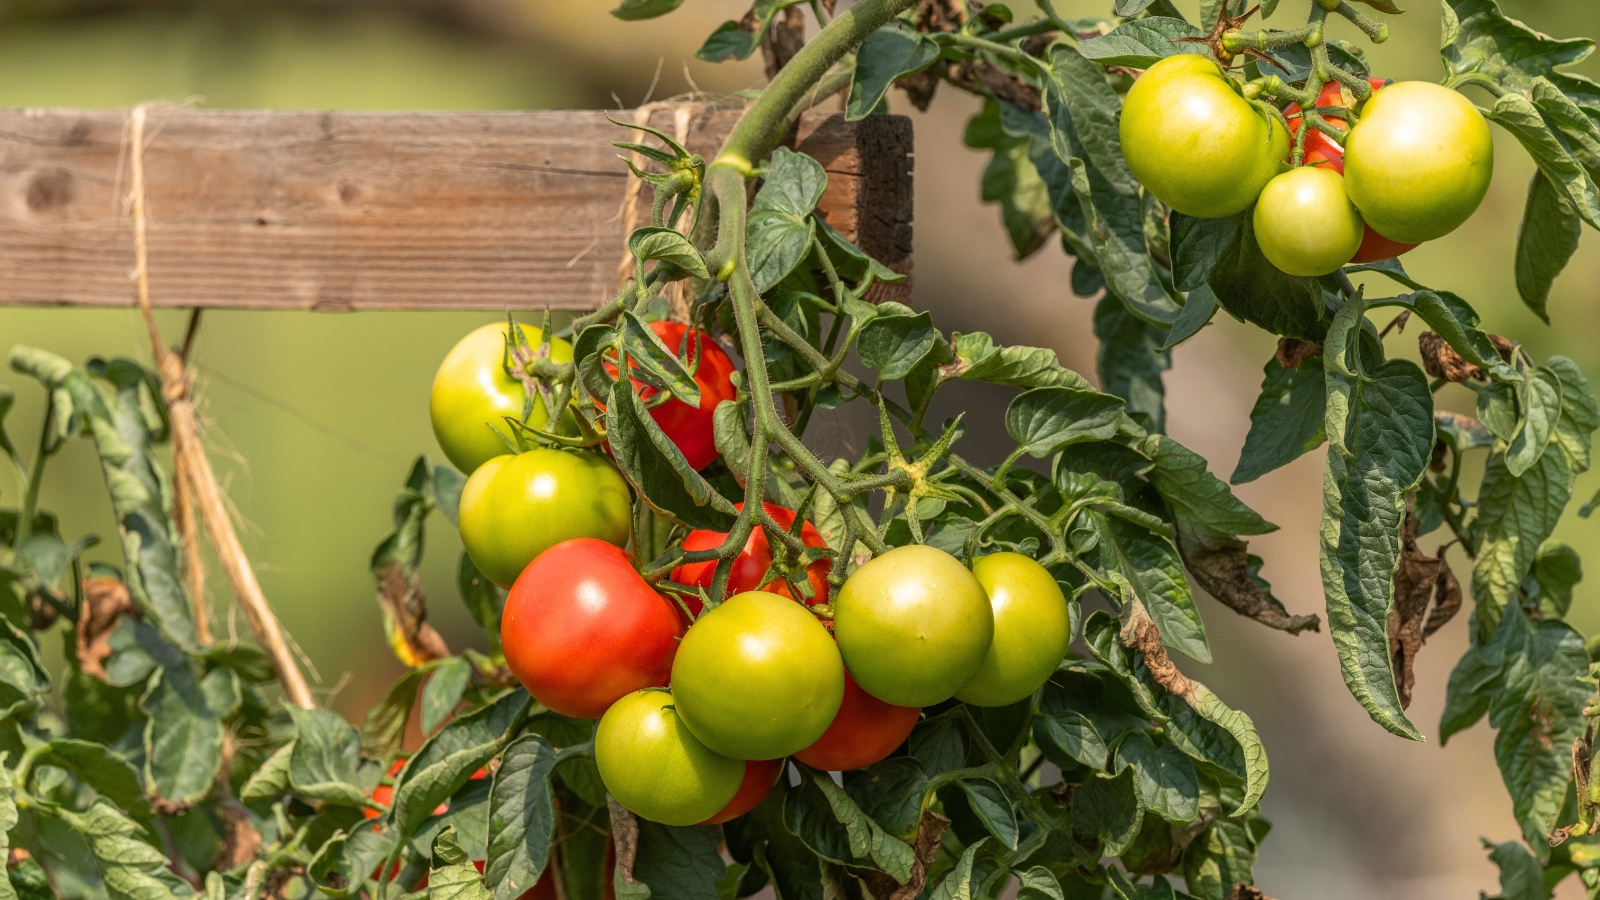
[{"left": 0, "top": 107, "right": 911, "bottom": 311}]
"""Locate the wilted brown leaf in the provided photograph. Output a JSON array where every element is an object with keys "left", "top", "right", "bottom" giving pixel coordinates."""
[
  {"left": 1418, "top": 331, "right": 1484, "bottom": 383},
  {"left": 77, "top": 576, "right": 137, "bottom": 680},
  {"left": 1275, "top": 338, "right": 1322, "bottom": 369},
  {"left": 1175, "top": 524, "right": 1321, "bottom": 635},
  {"left": 761, "top": 5, "right": 805, "bottom": 80},
  {"left": 1389, "top": 510, "right": 1462, "bottom": 709},
  {"left": 1225, "top": 886, "right": 1276, "bottom": 900},
  {"left": 375, "top": 561, "right": 450, "bottom": 667}
]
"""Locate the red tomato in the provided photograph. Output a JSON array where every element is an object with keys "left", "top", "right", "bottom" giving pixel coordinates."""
[
  {"left": 672, "top": 504, "right": 831, "bottom": 615},
  {"left": 1284, "top": 78, "right": 1418, "bottom": 263},
  {"left": 606, "top": 322, "right": 737, "bottom": 471},
  {"left": 792, "top": 670, "right": 920, "bottom": 771},
  {"left": 703, "top": 758, "right": 785, "bottom": 825},
  {"left": 502, "top": 539, "right": 682, "bottom": 719}
]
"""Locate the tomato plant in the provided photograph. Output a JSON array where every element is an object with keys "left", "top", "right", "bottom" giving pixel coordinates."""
[
  {"left": 458, "top": 447, "right": 632, "bottom": 586},
  {"left": 502, "top": 538, "right": 682, "bottom": 718},
  {"left": 4, "top": 0, "right": 1598, "bottom": 897}
]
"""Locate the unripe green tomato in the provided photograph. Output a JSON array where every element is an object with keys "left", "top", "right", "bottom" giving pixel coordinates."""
[
  {"left": 595, "top": 689, "right": 743, "bottom": 826},
  {"left": 955, "top": 553, "right": 1071, "bottom": 707},
  {"left": 1252, "top": 167, "right": 1365, "bottom": 277},
  {"left": 671, "top": 591, "right": 845, "bottom": 760},
  {"left": 430, "top": 322, "right": 574, "bottom": 475},
  {"left": 1119, "top": 55, "right": 1289, "bottom": 219},
  {"left": 458, "top": 449, "right": 631, "bottom": 587},
  {"left": 1344, "top": 81, "right": 1494, "bottom": 243},
  {"left": 833, "top": 545, "right": 994, "bottom": 707}
]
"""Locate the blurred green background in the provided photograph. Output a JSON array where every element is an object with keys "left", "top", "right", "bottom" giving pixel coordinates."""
[{"left": 0, "top": 0, "right": 1597, "bottom": 895}]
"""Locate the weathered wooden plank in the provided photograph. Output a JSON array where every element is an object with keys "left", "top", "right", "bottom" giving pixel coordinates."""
[{"left": 0, "top": 107, "right": 911, "bottom": 311}]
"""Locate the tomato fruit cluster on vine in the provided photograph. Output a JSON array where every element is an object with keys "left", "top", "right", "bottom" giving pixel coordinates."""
[
  {"left": 430, "top": 321, "right": 1075, "bottom": 827},
  {"left": 1120, "top": 55, "right": 1495, "bottom": 276}
]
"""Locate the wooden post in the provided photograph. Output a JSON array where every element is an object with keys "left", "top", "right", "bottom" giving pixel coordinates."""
[{"left": 0, "top": 107, "right": 912, "bottom": 310}]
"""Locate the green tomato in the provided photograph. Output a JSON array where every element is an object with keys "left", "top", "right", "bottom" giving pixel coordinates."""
[
  {"left": 955, "top": 553, "right": 1071, "bottom": 707},
  {"left": 1119, "top": 54, "right": 1289, "bottom": 219},
  {"left": 458, "top": 448, "right": 631, "bottom": 587},
  {"left": 1344, "top": 81, "right": 1494, "bottom": 243},
  {"left": 596, "top": 689, "right": 744, "bottom": 826},
  {"left": 671, "top": 591, "right": 844, "bottom": 760},
  {"left": 1252, "top": 166, "right": 1365, "bottom": 277},
  {"left": 833, "top": 545, "right": 994, "bottom": 707},
  {"left": 430, "top": 322, "right": 574, "bottom": 475}
]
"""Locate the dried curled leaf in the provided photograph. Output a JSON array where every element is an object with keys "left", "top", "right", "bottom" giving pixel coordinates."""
[
  {"left": 1174, "top": 523, "right": 1321, "bottom": 635},
  {"left": 863, "top": 809, "right": 950, "bottom": 900},
  {"left": 1419, "top": 331, "right": 1485, "bottom": 383},
  {"left": 1274, "top": 338, "right": 1322, "bottom": 370},
  {"left": 1388, "top": 511, "right": 1463, "bottom": 709},
  {"left": 76, "top": 576, "right": 136, "bottom": 681}
]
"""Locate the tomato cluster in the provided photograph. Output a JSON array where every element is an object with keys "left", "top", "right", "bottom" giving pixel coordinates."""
[
  {"left": 426, "top": 321, "right": 1072, "bottom": 828},
  {"left": 1120, "top": 56, "right": 1494, "bottom": 276}
]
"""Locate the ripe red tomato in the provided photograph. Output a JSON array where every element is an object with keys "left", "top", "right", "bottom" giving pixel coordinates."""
[
  {"left": 793, "top": 670, "right": 920, "bottom": 771},
  {"left": 703, "top": 758, "right": 785, "bottom": 825},
  {"left": 671, "top": 503, "right": 831, "bottom": 615},
  {"left": 502, "top": 539, "right": 683, "bottom": 719},
  {"left": 608, "top": 322, "right": 737, "bottom": 471},
  {"left": 1284, "top": 78, "right": 1420, "bottom": 264}
]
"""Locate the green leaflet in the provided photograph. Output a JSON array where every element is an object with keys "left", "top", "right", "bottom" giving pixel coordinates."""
[
  {"left": 857, "top": 311, "right": 939, "bottom": 381},
  {"left": 1161, "top": 285, "right": 1218, "bottom": 351},
  {"left": 141, "top": 663, "right": 240, "bottom": 810},
  {"left": 1094, "top": 294, "right": 1171, "bottom": 434},
  {"left": 1043, "top": 45, "right": 1182, "bottom": 325},
  {"left": 422, "top": 657, "right": 473, "bottom": 735},
  {"left": 966, "top": 100, "right": 1057, "bottom": 260},
  {"left": 431, "top": 827, "right": 493, "bottom": 900},
  {"left": 485, "top": 736, "right": 565, "bottom": 900},
  {"left": 1078, "top": 18, "right": 1210, "bottom": 69},
  {"left": 59, "top": 801, "right": 188, "bottom": 900},
  {"left": 1441, "top": 0, "right": 1594, "bottom": 94},
  {"left": 1232, "top": 354, "right": 1326, "bottom": 485},
  {"left": 1471, "top": 450, "right": 1573, "bottom": 641},
  {"left": 1071, "top": 768, "right": 1143, "bottom": 857},
  {"left": 621, "top": 311, "right": 703, "bottom": 408},
  {"left": 1090, "top": 512, "right": 1211, "bottom": 664},
  {"left": 724, "top": 781, "right": 824, "bottom": 900},
  {"left": 240, "top": 741, "right": 294, "bottom": 802},
  {"left": 610, "top": 0, "right": 684, "bottom": 21},
  {"left": 36, "top": 740, "right": 146, "bottom": 815},
  {"left": 1479, "top": 838, "right": 1545, "bottom": 900},
  {"left": 1112, "top": 731, "right": 1199, "bottom": 824},
  {"left": 1366, "top": 289, "right": 1520, "bottom": 383},
  {"left": 958, "top": 779, "right": 1019, "bottom": 850},
  {"left": 364, "top": 666, "right": 431, "bottom": 760},
  {"left": 786, "top": 766, "right": 914, "bottom": 880},
  {"left": 944, "top": 331, "right": 1092, "bottom": 393},
  {"left": 605, "top": 376, "right": 737, "bottom": 530},
  {"left": 1180, "top": 814, "right": 1260, "bottom": 900},
  {"left": 849, "top": 23, "right": 939, "bottom": 121},
  {"left": 9, "top": 349, "right": 199, "bottom": 653},
  {"left": 630, "top": 820, "right": 727, "bottom": 900},
  {"left": 1143, "top": 434, "right": 1276, "bottom": 538},
  {"left": 1006, "top": 387, "right": 1129, "bottom": 459},
  {"left": 1319, "top": 299, "right": 1434, "bottom": 740},
  {"left": 930, "top": 838, "right": 986, "bottom": 900},
  {"left": 696, "top": 0, "right": 807, "bottom": 63},
  {"left": 1489, "top": 613, "right": 1592, "bottom": 857},
  {"left": 746, "top": 148, "right": 827, "bottom": 291},
  {"left": 1504, "top": 365, "right": 1563, "bottom": 477},
  {"left": 287, "top": 705, "right": 367, "bottom": 808},
  {"left": 842, "top": 759, "right": 927, "bottom": 840},
  {"left": 1547, "top": 356, "right": 1600, "bottom": 471},
  {"left": 1514, "top": 172, "right": 1583, "bottom": 323},
  {"left": 1485, "top": 91, "right": 1600, "bottom": 229},
  {"left": 391, "top": 690, "right": 532, "bottom": 837},
  {"left": 0, "top": 618, "right": 48, "bottom": 697}
]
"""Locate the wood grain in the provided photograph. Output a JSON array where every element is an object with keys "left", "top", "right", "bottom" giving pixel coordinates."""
[{"left": 0, "top": 107, "right": 912, "bottom": 311}]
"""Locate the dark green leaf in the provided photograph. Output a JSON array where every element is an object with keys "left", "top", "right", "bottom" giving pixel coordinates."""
[
  {"left": 1505, "top": 365, "right": 1562, "bottom": 477},
  {"left": 58, "top": 801, "right": 183, "bottom": 900},
  {"left": 623, "top": 312, "right": 703, "bottom": 408},
  {"left": 857, "top": 312, "right": 939, "bottom": 381},
  {"left": 632, "top": 820, "right": 727, "bottom": 900},
  {"left": 1169, "top": 213, "right": 1242, "bottom": 294},
  {"left": 364, "top": 667, "right": 429, "bottom": 760},
  {"left": 0, "top": 620, "right": 47, "bottom": 696},
  {"left": 309, "top": 819, "right": 400, "bottom": 899},
  {"left": 814, "top": 220, "right": 906, "bottom": 285},
  {"left": 1472, "top": 450, "right": 1572, "bottom": 641},
  {"left": 1094, "top": 295, "right": 1171, "bottom": 433},
  {"left": 1085, "top": 513, "right": 1211, "bottom": 664},
  {"left": 431, "top": 826, "right": 493, "bottom": 900},
  {"left": 1078, "top": 17, "right": 1209, "bottom": 68},
  {"left": 929, "top": 838, "right": 986, "bottom": 900},
  {"left": 697, "top": 21, "right": 760, "bottom": 63},
  {"left": 611, "top": 0, "right": 684, "bottom": 21},
  {"left": 1144, "top": 434, "right": 1275, "bottom": 537},
  {"left": 458, "top": 553, "right": 505, "bottom": 656},
  {"left": 1113, "top": 732, "right": 1199, "bottom": 824},
  {"left": 1368, "top": 289, "right": 1519, "bottom": 383},
  {"left": 485, "top": 735, "right": 562, "bottom": 900},
  {"left": 790, "top": 767, "right": 914, "bottom": 880},
  {"left": 1514, "top": 171, "right": 1582, "bottom": 323},
  {"left": 1033, "top": 706, "right": 1108, "bottom": 770},
  {"left": 37, "top": 740, "right": 145, "bottom": 814},
  {"left": 725, "top": 780, "right": 824, "bottom": 900},
  {"left": 842, "top": 759, "right": 927, "bottom": 840},
  {"left": 747, "top": 148, "right": 827, "bottom": 291},
  {"left": 1439, "top": 642, "right": 1499, "bottom": 744},
  {"left": 1232, "top": 355, "right": 1326, "bottom": 484},
  {"left": 1320, "top": 299, "right": 1434, "bottom": 740},
  {"left": 1484, "top": 91, "right": 1600, "bottom": 229},
  {"left": 240, "top": 741, "right": 294, "bottom": 802},
  {"left": 1533, "top": 539, "right": 1582, "bottom": 618},
  {"left": 1006, "top": 387, "right": 1128, "bottom": 458},
  {"left": 393, "top": 690, "right": 531, "bottom": 837},
  {"left": 605, "top": 377, "right": 737, "bottom": 530},
  {"left": 1480, "top": 837, "right": 1544, "bottom": 900},
  {"left": 141, "top": 664, "right": 239, "bottom": 808},
  {"left": 423, "top": 657, "right": 473, "bottom": 735},
  {"left": 908, "top": 715, "right": 966, "bottom": 776},
  {"left": 1203, "top": 216, "right": 1328, "bottom": 341},
  {"left": 958, "top": 779, "right": 1018, "bottom": 850},
  {"left": 1441, "top": 0, "right": 1594, "bottom": 93},
  {"left": 1014, "top": 868, "right": 1063, "bottom": 900},
  {"left": 628, "top": 227, "right": 708, "bottom": 280},
  {"left": 967, "top": 101, "right": 1057, "bottom": 260},
  {"left": 1160, "top": 285, "right": 1217, "bottom": 351},
  {"left": 1071, "top": 768, "right": 1143, "bottom": 857},
  {"left": 947, "top": 332, "right": 1092, "bottom": 391},
  {"left": 1181, "top": 815, "right": 1259, "bottom": 900},
  {"left": 849, "top": 24, "right": 939, "bottom": 121},
  {"left": 1044, "top": 46, "right": 1182, "bottom": 325},
  {"left": 288, "top": 705, "right": 367, "bottom": 808},
  {"left": 1547, "top": 355, "right": 1600, "bottom": 471}
]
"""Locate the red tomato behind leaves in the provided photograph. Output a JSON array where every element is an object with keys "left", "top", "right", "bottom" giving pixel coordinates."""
[
  {"left": 1284, "top": 78, "right": 1419, "bottom": 264},
  {"left": 672, "top": 504, "right": 831, "bottom": 616},
  {"left": 502, "top": 539, "right": 683, "bottom": 719},
  {"left": 703, "top": 758, "right": 785, "bottom": 825},
  {"left": 608, "top": 322, "right": 737, "bottom": 471},
  {"left": 793, "top": 671, "right": 921, "bottom": 772}
]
